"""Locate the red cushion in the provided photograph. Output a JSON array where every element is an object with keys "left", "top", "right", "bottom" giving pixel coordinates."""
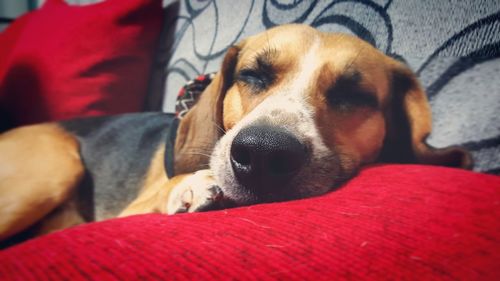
[
  {"left": 0, "top": 0, "right": 163, "bottom": 126},
  {"left": 0, "top": 165, "right": 499, "bottom": 280}
]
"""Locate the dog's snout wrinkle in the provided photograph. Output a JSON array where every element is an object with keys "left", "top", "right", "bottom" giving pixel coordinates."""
[{"left": 230, "top": 125, "right": 307, "bottom": 195}]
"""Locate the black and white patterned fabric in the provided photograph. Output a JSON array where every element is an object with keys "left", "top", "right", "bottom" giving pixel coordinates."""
[
  {"left": 160, "top": 0, "right": 500, "bottom": 174},
  {"left": 175, "top": 73, "right": 215, "bottom": 118}
]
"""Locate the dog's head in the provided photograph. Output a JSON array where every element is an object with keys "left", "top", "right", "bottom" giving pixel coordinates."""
[{"left": 175, "top": 24, "right": 471, "bottom": 205}]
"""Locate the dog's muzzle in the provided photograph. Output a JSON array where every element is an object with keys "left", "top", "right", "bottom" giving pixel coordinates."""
[{"left": 230, "top": 124, "right": 308, "bottom": 197}]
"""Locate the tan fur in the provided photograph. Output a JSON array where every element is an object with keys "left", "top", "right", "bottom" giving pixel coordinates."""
[
  {"left": 30, "top": 199, "right": 86, "bottom": 237},
  {"left": 385, "top": 62, "right": 472, "bottom": 168},
  {"left": 119, "top": 145, "right": 183, "bottom": 217},
  {"left": 0, "top": 124, "right": 84, "bottom": 240}
]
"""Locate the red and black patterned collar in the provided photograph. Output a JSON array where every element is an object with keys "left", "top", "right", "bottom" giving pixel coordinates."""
[{"left": 175, "top": 73, "right": 215, "bottom": 119}]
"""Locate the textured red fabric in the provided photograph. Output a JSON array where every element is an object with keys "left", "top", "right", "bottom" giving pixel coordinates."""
[
  {"left": 0, "top": 165, "right": 499, "bottom": 280},
  {"left": 0, "top": 0, "right": 163, "bottom": 126}
]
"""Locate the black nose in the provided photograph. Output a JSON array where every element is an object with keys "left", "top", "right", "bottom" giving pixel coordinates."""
[{"left": 230, "top": 124, "right": 307, "bottom": 195}]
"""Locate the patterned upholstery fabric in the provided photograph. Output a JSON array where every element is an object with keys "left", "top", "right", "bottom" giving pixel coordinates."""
[{"left": 160, "top": 0, "right": 500, "bottom": 173}]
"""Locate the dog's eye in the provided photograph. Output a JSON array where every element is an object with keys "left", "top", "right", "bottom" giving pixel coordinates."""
[
  {"left": 237, "top": 69, "right": 270, "bottom": 91},
  {"left": 327, "top": 72, "right": 378, "bottom": 111},
  {"left": 327, "top": 90, "right": 378, "bottom": 111}
]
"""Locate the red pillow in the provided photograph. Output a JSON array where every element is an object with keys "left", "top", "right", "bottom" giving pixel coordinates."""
[
  {"left": 1, "top": 165, "right": 499, "bottom": 280},
  {"left": 0, "top": 0, "right": 163, "bottom": 126}
]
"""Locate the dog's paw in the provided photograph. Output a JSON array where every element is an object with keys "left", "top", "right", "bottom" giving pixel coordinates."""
[{"left": 166, "top": 170, "right": 224, "bottom": 214}]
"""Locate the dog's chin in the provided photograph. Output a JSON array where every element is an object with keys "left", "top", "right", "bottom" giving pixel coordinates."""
[
  {"left": 210, "top": 147, "right": 349, "bottom": 207},
  {"left": 213, "top": 171, "right": 345, "bottom": 207}
]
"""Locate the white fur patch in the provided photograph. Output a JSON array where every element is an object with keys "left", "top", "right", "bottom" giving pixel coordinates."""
[
  {"left": 289, "top": 38, "right": 321, "bottom": 98},
  {"left": 166, "top": 170, "right": 218, "bottom": 214}
]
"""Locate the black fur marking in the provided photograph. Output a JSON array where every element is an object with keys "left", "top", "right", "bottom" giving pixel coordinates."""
[
  {"left": 327, "top": 71, "right": 378, "bottom": 111},
  {"left": 378, "top": 70, "right": 416, "bottom": 163},
  {"left": 61, "top": 112, "right": 175, "bottom": 220}
]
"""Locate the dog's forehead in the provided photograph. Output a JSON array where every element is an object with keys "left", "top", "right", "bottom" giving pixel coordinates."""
[
  {"left": 238, "top": 25, "right": 386, "bottom": 73},
  {"left": 237, "top": 26, "right": 318, "bottom": 67}
]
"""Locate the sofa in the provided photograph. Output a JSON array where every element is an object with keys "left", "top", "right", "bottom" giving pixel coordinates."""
[{"left": 0, "top": 0, "right": 499, "bottom": 279}]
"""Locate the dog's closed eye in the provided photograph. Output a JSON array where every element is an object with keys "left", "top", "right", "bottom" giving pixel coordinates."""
[
  {"left": 327, "top": 88, "right": 378, "bottom": 111},
  {"left": 326, "top": 72, "right": 378, "bottom": 111},
  {"left": 237, "top": 68, "right": 273, "bottom": 91},
  {"left": 236, "top": 48, "right": 277, "bottom": 92}
]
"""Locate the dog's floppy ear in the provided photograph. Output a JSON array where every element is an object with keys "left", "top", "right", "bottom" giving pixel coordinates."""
[
  {"left": 174, "top": 45, "right": 241, "bottom": 174},
  {"left": 379, "top": 61, "right": 472, "bottom": 169}
]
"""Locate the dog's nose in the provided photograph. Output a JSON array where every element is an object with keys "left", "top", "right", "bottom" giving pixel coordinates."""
[{"left": 230, "top": 124, "right": 307, "bottom": 194}]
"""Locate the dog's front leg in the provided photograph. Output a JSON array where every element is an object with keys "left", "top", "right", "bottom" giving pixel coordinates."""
[{"left": 118, "top": 170, "right": 223, "bottom": 217}]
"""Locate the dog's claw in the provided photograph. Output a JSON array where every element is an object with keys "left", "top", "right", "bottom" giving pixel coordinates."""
[
  {"left": 208, "top": 185, "right": 223, "bottom": 201},
  {"left": 192, "top": 185, "right": 224, "bottom": 212},
  {"left": 166, "top": 171, "right": 224, "bottom": 214}
]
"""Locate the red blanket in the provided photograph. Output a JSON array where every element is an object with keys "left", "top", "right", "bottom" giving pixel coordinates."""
[{"left": 1, "top": 165, "right": 499, "bottom": 280}]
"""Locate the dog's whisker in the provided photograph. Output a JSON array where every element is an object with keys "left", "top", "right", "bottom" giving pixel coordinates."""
[
  {"left": 344, "top": 44, "right": 366, "bottom": 73},
  {"left": 183, "top": 146, "right": 212, "bottom": 152},
  {"left": 183, "top": 149, "right": 213, "bottom": 156},
  {"left": 183, "top": 152, "right": 213, "bottom": 158},
  {"left": 197, "top": 163, "right": 211, "bottom": 169},
  {"left": 210, "top": 119, "right": 226, "bottom": 134},
  {"left": 265, "top": 28, "right": 271, "bottom": 55},
  {"left": 188, "top": 143, "right": 214, "bottom": 148}
]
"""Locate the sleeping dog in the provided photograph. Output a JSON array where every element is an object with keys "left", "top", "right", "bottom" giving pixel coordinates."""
[{"left": 0, "top": 24, "right": 471, "bottom": 243}]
